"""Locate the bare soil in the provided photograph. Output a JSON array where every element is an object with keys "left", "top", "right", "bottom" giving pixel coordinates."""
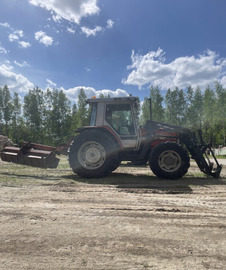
[{"left": 0, "top": 157, "right": 226, "bottom": 270}]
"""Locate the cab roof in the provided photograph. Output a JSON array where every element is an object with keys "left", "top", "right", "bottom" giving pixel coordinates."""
[{"left": 87, "top": 96, "right": 138, "bottom": 104}]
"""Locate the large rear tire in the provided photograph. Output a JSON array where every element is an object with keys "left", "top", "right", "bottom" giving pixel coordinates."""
[
  {"left": 68, "top": 130, "right": 118, "bottom": 178},
  {"left": 149, "top": 142, "right": 190, "bottom": 179}
]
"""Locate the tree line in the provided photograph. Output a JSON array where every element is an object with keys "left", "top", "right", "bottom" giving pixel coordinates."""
[
  {"left": 0, "top": 85, "right": 89, "bottom": 146},
  {"left": 0, "top": 82, "right": 225, "bottom": 147}
]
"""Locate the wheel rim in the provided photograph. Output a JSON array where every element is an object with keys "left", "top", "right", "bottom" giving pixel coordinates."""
[
  {"left": 158, "top": 150, "right": 181, "bottom": 172},
  {"left": 78, "top": 141, "right": 106, "bottom": 170}
]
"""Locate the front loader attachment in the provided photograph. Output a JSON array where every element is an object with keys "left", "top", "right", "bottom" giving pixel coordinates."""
[
  {"left": 1, "top": 142, "right": 60, "bottom": 169},
  {"left": 146, "top": 121, "right": 222, "bottom": 178},
  {"left": 181, "top": 130, "right": 222, "bottom": 178}
]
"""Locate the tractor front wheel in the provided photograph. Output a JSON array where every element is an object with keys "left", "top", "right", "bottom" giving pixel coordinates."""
[{"left": 149, "top": 142, "right": 190, "bottom": 179}]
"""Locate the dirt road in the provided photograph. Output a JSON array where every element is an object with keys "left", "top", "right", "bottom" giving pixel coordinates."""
[{"left": 0, "top": 158, "right": 226, "bottom": 269}]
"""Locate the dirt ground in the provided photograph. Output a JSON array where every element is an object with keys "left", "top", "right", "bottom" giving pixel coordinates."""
[{"left": 0, "top": 157, "right": 226, "bottom": 270}]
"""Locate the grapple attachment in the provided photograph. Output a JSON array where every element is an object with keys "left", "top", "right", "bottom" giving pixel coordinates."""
[
  {"left": 180, "top": 130, "right": 222, "bottom": 178},
  {"left": 1, "top": 142, "right": 60, "bottom": 168}
]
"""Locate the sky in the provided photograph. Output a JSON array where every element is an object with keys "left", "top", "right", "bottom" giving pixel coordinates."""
[{"left": 0, "top": 0, "right": 226, "bottom": 103}]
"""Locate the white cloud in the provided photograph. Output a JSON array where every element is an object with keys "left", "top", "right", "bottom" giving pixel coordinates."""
[
  {"left": 220, "top": 76, "right": 226, "bottom": 88},
  {"left": 81, "top": 19, "right": 114, "bottom": 37},
  {"left": 18, "top": 41, "right": 31, "bottom": 48},
  {"left": 67, "top": 27, "right": 75, "bottom": 34},
  {"left": 0, "top": 62, "right": 34, "bottom": 93},
  {"left": 29, "top": 0, "right": 99, "bottom": 24},
  {"left": 0, "top": 44, "right": 7, "bottom": 54},
  {"left": 123, "top": 48, "right": 226, "bottom": 90},
  {"left": 7, "top": 29, "right": 31, "bottom": 49},
  {"left": 9, "top": 30, "right": 23, "bottom": 42},
  {"left": 46, "top": 79, "right": 57, "bottom": 88},
  {"left": 81, "top": 25, "right": 102, "bottom": 37},
  {"left": 14, "top": 60, "right": 30, "bottom": 67},
  {"left": 62, "top": 86, "right": 129, "bottom": 102},
  {"left": 106, "top": 19, "right": 114, "bottom": 29},
  {"left": 35, "top": 31, "right": 53, "bottom": 46},
  {"left": 0, "top": 22, "right": 11, "bottom": 28}
]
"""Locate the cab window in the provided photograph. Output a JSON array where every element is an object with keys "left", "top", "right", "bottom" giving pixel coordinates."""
[
  {"left": 90, "top": 103, "right": 97, "bottom": 126},
  {"left": 105, "top": 104, "right": 135, "bottom": 135}
]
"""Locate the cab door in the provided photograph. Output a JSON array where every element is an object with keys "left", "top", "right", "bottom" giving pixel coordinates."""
[{"left": 105, "top": 103, "right": 139, "bottom": 149}]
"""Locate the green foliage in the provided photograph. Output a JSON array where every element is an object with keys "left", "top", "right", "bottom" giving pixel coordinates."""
[
  {"left": 77, "top": 88, "right": 89, "bottom": 126},
  {"left": 0, "top": 85, "right": 17, "bottom": 136},
  {"left": 133, "top": 96, "right": 141, "bottom": 125},
  {"left": 165, "top": 87, "right": 186, "bottom": 126},
  {"left": 186, "top": 86, "right": 203, "bottom": 128},
  {"left": 140, "top": 97, "right": 150, "bottom": 125},
  {"left": 46, "top": 89, "right": 72, "bottom": 145},
  {"left": 23, "top": 87, "right": 44, "bottom": 141},
  {"left": 0, "top": 85, "right": 90, "bottom": 146},
  {"left": 150, "top": 85, "right": 165, "bottom": 122}
]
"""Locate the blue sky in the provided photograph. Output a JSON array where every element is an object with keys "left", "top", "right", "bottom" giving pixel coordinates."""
[{"left": 0, "top": 0, "right": 226, "bottom": 103}]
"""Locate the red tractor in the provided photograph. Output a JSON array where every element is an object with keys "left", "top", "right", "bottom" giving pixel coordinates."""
[{"left": 68, "top": 97, "right": 222, "bottom": 179}]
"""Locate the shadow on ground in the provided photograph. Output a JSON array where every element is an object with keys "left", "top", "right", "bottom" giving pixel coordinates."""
[
  {"left": 1, "top": 162, "right": 225, "bottom": 195},
  {"left": 63, "top": 170, "right": 226, "bottom": 194}
]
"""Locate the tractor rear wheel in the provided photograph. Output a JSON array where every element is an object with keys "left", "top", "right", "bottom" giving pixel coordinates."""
[
  {"left": 149, "top": 142, "right": 190, "bottom": 179},
  {"left": 68, "top": 130, "right": 118, "bottom": 178}
]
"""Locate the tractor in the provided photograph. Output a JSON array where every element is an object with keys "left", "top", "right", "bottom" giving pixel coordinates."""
[
  {"left": 1, "top": 96, "right": 222, "bottom": 179},
  {"left": 68, "top": 96, "right": 222, "bottom": 179}
]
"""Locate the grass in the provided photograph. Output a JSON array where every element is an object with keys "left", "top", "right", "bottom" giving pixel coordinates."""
[
  {"left": 214, "top": 155, "right": 226, "bottom": 159},
  {"left": 0, "top": 155, "right": 74, "bottom": 187}
]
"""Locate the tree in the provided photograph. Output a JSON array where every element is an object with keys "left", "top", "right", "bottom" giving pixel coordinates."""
[
  {"left": 2, "top": 85, "right": 13, "bottom": 135},
  {"left": 12, "top": 92, "right": 21, "bottom": 124},
  {"left": 77, "top": 88, "right": 88, "bottom": 126},
  {"left": 165, "top": 87, "right": 186, "bottom": 126},
  {"left": 70, "top": 103, "right": 78, "bottom": 132},
  {"left": 203, "top": 86, "right": 216, "bottom": 144},
  {"left": 215, "top": 82, "right": 226, "bottom": 146},
  {"left": 192, "top": 87, "right": 203, "bottom": 129},
  {"left": 23, "top": 87, "right": 45, "bottom": 142},
  {"left": 186, "top": 85, "right": 195, "bottom": 127},
  {"left": 177, "top": 89, "right": 186, "bottom": 126},
  {"left": 43, "top": 88, "right": 54, "bottom": 144},
  {"left": 150, "top": 85, "right": 165, "bottom": 122},
  {"left": 50, "top": 89, "right": 72, "bottom": 144},
  {"left": 185, "top": 86, "right": 203, "bottom": 129},
  {"left": 10, "top": 92, "right": 22, "bottom": 144},
  {"left": 134, "top": 96, "right": 141, "bottom": 126},
  {"left": 140, "top": 97, "right": 150, "bottom": 125}
]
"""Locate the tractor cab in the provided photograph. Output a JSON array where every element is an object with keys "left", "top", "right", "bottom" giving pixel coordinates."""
[{"left": 87, "top": 97, "right": 140, "bottom": 149}]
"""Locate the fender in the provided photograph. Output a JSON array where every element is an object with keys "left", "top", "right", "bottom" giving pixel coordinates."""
[{"left": 76, "top": 126, "right": 123, "bottom": 150}]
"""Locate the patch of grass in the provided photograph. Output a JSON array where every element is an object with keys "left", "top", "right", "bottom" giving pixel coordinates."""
[
  {"left": 81, "top": 258, "right": 87, "bottom": 266},
  {"left": 0, "top": 155, "right": 74, "bottom": 187},
  {"left": 214, "top": 155, "right": 226, "bottom": 159},
  {"left": 140, "top": 261, "right": 150, "bottom": 269}
]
